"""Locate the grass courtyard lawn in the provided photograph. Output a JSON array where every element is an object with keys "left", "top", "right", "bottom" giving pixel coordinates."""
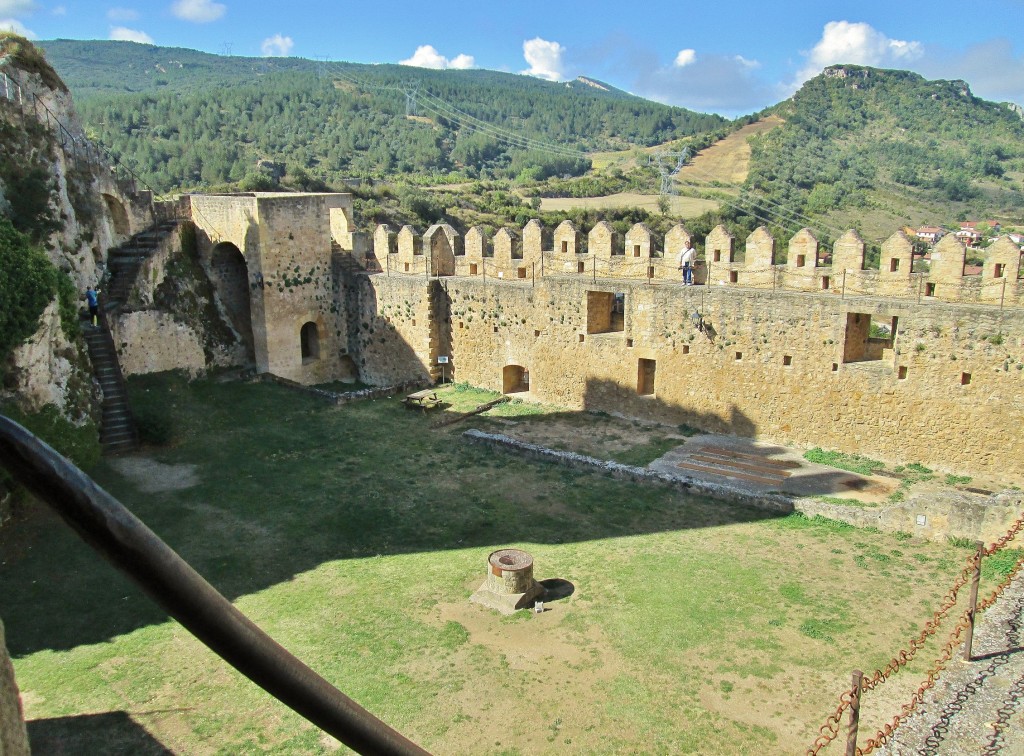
[{"left": 0, "top": 373, "right": 1007, "bottom": 754}]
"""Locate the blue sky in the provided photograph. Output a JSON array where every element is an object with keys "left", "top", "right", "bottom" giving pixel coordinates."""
[{"left": 3, "top": 0, "right": 1023, "bottom": 117}]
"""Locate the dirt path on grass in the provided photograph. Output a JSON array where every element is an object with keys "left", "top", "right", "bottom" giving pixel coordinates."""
[{"left": 108, "top": 457, "right": 199, "bottom": 493}]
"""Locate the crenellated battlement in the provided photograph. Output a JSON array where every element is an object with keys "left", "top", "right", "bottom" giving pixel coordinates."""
[{"left": 363, "top": 219, "right": 1024, "bottom": 308}]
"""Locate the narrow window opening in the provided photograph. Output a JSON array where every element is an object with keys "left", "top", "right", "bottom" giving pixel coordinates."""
[
  {"left": 637, "top": 358, "right": 656, "bottom": 396},
  {"left": 493, "top": 326, "right": 498, "bottom": 333},
  {"left": 577, "top": 261, "right": 585, "bottom": 273},
  {"left": 926, "top": 282, "right": 936, "bottom": 297},
  {"left": 534, "top": 329, "right": 541, "bottom": 337},
  {"left": 682, "top": 345, "right": 690, "bottom": 355},
  {"left": 713, "top": 249, "right": 721, "bottom": 263},
  {"left": 783, "top": 355, "right": 793, "bottom": 366},
  {"left": 735, "top": 351, "right": 742, "bottom": 361},
  {"left": 626, "top": 338, "right": 634, "bottom": 348},
  {"left": 832, "top": 362, "right": 839, "bottom": 372},
  {"left": 517, "top": 267, "right": 527, "bottom": 279},
  {"left": 458, "top": 321, "right": 464, "bottom": 329},
  {"left": 404, "top": 262, "right": 410, "bottom": 272},
  {"left": 470, "top": 263, "right": 478, "bottom": 275},
  {"left": 648, "top": 266, "right": 655, "bottom": 278},
  {"left": 995, "top": 263, "right": 1005, "bottom": 278},
  {"left": 729, "top": 271, "right": 738, "bottom": 284},
  {"left": 822, "top": 276, "right": 831, "bottom": 290},
  {"left": 411, "top": 319, "right": 416, "bottom": 326},
  {"left": 796, "top": 254, "right": 806, "bottom": 267},
  {"left": 300, "top": 321, "right": 320, "bottom": 363},
  {"left": 961, "top": 372, "right": 972, "bottom": 386},
  {"left": 890, "top": 258, "right": 900, "bottom": 272},
  {"left": 898, "top": 366, "right": 908, "bottom": 379},
  {"left": 633, "top": 244, "right": 641, "bottom": 257},
  {"left": 578, "top": 334, "right": 585, "bottom": 343},
  {"left": 561, "top": 240, "right": 569, "bottom": 254}
]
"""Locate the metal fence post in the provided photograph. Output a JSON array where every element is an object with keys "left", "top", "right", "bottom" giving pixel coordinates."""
[
  {"left": 846, "top": 669, "right": 863, "bottom": 756},
  {"left": 964, "top": 541, "right": 984, "bottom": 661}
]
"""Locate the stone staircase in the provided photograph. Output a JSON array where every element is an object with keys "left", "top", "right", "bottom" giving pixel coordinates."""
[
  {"left": 103, "top": 221, "right": 178, "bottom": 309},
  {"left": 82, "top": 321, "right": 138, "bottom": 454},
  {"left": 81, "top": 220, "right": 179, "bottom": 454}
]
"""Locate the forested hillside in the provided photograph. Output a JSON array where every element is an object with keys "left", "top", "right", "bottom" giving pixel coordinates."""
[
  {"left": 744, "top": 65, "right": 1024, "bottom": 232},
  {"left": 38, "top": 40, "right": 725, "bottom": 192}
]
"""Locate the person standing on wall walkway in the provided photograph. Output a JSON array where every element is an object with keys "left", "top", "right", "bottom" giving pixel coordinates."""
[
  {"left": 677, "top": 244, "right": 696, "bottom": 286},
  {"left": 86, "top": 286, "right": 99, "bottom": 327}
]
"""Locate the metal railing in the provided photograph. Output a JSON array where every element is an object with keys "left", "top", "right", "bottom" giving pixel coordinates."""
[{"left": 0, "top": 415, "right": 429, "bottom": 756}]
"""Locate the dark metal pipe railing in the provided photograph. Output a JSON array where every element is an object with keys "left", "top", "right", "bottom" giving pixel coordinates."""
[{"left": 0, "top": 415, "right": 429, "bottom": 756}]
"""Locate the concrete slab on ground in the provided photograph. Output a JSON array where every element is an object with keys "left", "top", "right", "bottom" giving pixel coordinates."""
[{"left": 649, "top": 434, "right": 897, "bottom": 504}]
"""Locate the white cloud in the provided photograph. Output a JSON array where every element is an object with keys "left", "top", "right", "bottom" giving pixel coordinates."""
[
  {"left": 110, "top": 26, "right": 153, "bottom": 44},
  {"left": 261, "top": 33, "right": 293, "bottom": 57},
  {"left": 521, "top": 37, "right": 565, "bottom": 81},
  {"left": 107, "top": 7, "right": 140, "bottom": 22},
  {"left": 399, "top": 44, "right": 474, "bottom": 70},
  {"left": 796, "top": 21, "right": 923, "bottom": 84},
  {"left": 0, "top": 1, "right": 35, "bottom": 16},
  {"left": 734, "top": 55, "right": 761, "bottom": 70},
  {"left": 0, "top": 17, "right": 34, "bottom": 36},
  {"left": 171, "top": 0, "right": 225, "bottom": 23},
  {"left": 674, "top": 48, "right": 696, "bottom": 68},
  {"left": 51, "top": 4, "right": 66, "bottom": 16}
]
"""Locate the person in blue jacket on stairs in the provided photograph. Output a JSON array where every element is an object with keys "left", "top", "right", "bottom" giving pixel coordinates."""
[{"left": 86, "top": 286, "right": 99, "bottom": 327}]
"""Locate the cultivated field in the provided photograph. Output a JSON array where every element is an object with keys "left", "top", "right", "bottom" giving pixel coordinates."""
[
  {"left": 538, "top": 192, "right": 718, "bottom": 217},
  {"left": 1, "top": 376, "right": 1006, "bottom": 754}
]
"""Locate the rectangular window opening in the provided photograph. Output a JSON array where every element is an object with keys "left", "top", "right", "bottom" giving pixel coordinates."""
[
  {"left": 832, "top": 362, "right": 839, "bottom": 372},
  {"left": 577, "top": 261, "right": 585, "bottom": 273},
  {"left": 637, "top": 358, "right": 656, "bottom": 396},
  {"left": 493, "top": 326, "right": 499, "bottom": 333},
  {"left": 682, "top": 345, "right": 690, "bottom": 355},
  {"left": 534, "top": 329, "right": 541, "bottom": 337},
  {"left": 843, "top": 312, "right": 896, "bottom": 364},
  {"left": 404, "top": 262, "right": 410, "bottom": 272},
  {"left": 796, "top": 254, "right": 806, "bottom": 267},
  {"left": 890, "top": 258, "right": 901, "bottom": 272},
  {"left": 783, "top": 355, "right": 793, "bottom": 366},
  {"left": 735, "top": 351, "right": 742, "bottom": 361},
  {"left": 713, "top": 250, "right": 721, "bottom": 262},
  {"left": 411, "top": 319, "right": 416, "bottom": 327},
  {"left": 729, "top": 271, "right": 738, "bottom": 284},
  {"left": 961, "top": 372, "right": 972, "bottom": 386},
  {"left": 469, "top": 263, "right": 478, "bottom": 275},
  {"left": 578, "top": 334, "right": 585, "bottom": 343},
  {"left": 822, "top": 276, "right": 831, "bottom": 290},
  {"left": 561, "top": 241, "right": 569, "bottom": 254},
  {"left": 926, "top": 282, "right": 936, "bottom": 297},
  {"left": 626, "top": 338, "right": 634, "bottom": 348},
  {"left": 995, "top": 263, "right": 1005, "bottom": 278},
  {"left": 458, "top": 321, "right": 464, "bottom": 329},
  {"left": 517, "top": 267, "right": 527, "bottom": 279},
  {"left": 633, "top": 244, "right": 642, "bottom": 257},
  {"left": 648, "top": 266, "right": 655, "bottom": 278},
  {"left": 586, "top": 291, "right": 625, "bottom": 334},
  {"left": 898, "top": 366, "right": 908, "bottom": 379}
]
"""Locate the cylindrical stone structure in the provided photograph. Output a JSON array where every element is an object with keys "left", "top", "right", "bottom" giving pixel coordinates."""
[{"left": 486, "top": 549, "right": 535, "bottom": 594}]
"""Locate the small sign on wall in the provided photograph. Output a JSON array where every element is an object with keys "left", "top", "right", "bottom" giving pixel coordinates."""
[{"left": 437, "top": 355, "right": 449, "bottom": 364}]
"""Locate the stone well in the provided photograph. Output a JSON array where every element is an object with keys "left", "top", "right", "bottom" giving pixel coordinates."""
[{"left": 470, "top": 548, "right": 544, "bottom": 614}]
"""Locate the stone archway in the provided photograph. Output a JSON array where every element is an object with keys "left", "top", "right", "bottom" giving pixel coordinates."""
[
  {"left": 210, "top": 242, "right": 255, "bottom": 362},
  {"left": 102, "top": 193, "right": 131, "bottom": 237},
  {"left": 502, "top": 364, "right": 529, "bottom": 394}
]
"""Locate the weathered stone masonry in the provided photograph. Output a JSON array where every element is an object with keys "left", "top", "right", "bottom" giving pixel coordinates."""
[{"left": 179, "top": 195, "right": 1023, "bottom": 482}]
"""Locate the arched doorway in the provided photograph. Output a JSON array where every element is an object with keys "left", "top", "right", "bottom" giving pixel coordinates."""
[
  {"left": 210, "top": 242, "right": 255, "bottom": 362},
  {"left": 502, "top": 365, "right": 529, "bottom": 394},
  {"left": 102, "top": 194, "right": 131, "bottom": 237},
  {"left": 300, "top": 322, "right": 320, "bottom": 363}
]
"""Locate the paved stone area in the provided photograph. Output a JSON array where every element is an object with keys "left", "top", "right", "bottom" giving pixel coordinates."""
[
  {"left": 878, "top": 572, "right": 1024, "bottom": 755},
  {"left": 649, "top": 434, "right": 896, "bottom": 503}
]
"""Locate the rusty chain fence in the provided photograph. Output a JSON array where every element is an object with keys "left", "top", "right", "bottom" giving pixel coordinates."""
[{"left": 807, "top": 511, "right": 1024, "bottom": 755}]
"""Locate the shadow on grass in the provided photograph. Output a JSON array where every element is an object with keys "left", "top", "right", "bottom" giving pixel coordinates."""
[
  {"left": 1, "top": 371, "right": 787, "bottom": 656},
  {"left": 27, "top": 711, "right": 173, "bottom": 755}
]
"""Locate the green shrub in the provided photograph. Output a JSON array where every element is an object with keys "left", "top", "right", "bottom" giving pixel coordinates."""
[
  {"left": 0, "top": 402, "right": 100, "bottom": 470},
  {"left": 803, "top": 447, "right": 885, "bottom": 476},
  {"left": 0, "top": 218, "right": 63, "bottom": 366},
  {"left": 133, "top": 404, "right": 174, "bottom": 446}
]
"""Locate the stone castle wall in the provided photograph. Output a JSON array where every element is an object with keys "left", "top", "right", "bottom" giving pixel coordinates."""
[{"left": 183, "top": 196, "right": 1024, "bottom": 481}]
